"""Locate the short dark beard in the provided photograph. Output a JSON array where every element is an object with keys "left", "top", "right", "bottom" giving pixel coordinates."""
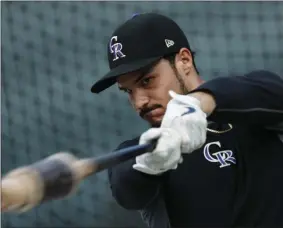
[
  {"left": 170, "top": 58, "right": 189, "bottom": 94},
  {"left": 150, "top": 122, "right": 162, "bottom": 128},
  {"left": 176, "top": 72, "right": 189, "bottom": 94}
]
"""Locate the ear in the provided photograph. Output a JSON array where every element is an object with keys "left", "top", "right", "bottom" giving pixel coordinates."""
[{"left": 175, "top": 48, "right": 194, "bottom": 77}]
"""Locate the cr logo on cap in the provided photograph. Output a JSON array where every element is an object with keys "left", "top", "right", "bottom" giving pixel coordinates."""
[{"left": 109, "top": 36, "right": 126, "bottom": 61}]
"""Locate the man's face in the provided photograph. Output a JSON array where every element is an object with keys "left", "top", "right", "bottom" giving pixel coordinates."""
[{"left": 117, "top": 58, "right": 187, "bottom": 127}]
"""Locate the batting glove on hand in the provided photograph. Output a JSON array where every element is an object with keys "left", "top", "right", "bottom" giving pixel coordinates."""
[
  {"left": 133, "top": 128, "right": 183, "bottom": 175},
  {"left": 161, "top": 90, "right": 208, "bottom": 154}
]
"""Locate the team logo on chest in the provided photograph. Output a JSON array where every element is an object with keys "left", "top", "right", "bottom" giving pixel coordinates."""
[
  {"left": 109, "top": 36, "right": 126, "bottom": 61},
  {"left": 203, "top": 141, "right": 236, "bottom": 168}
]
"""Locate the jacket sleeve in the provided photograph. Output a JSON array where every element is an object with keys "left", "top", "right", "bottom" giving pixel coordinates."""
[
  {"left": 190, "top": 70, "right": 283, "bottom": 128},
  {"left": 108, "top": 139, "right": 164, "bottom": 210}
]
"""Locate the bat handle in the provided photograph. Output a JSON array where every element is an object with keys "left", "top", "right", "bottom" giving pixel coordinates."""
[
  {"left": 58, "top": 140, "right": 158, "bottom": 181},
  {"left": 93, "top": 139, "right": 158, "bottom": 173}
]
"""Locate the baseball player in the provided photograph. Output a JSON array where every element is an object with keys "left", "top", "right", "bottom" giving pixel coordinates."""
[{"left": 91, "top": 13, "right": 283, "bottom": 228}]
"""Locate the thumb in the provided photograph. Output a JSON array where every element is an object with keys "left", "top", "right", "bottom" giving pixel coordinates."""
[
  {"left": 169, "top": 90, "right": 200, "bottom": 107},
  {"left": 169, "top": 90, "right": 188, "bottom": 104},
  {"left": 169, "top": 90, "right": 179, "bottom": 99}
]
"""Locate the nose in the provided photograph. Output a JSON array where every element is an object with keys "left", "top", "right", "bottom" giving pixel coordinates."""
[{"left": 131, "top": 91, "right": 149, "bottom": 113}]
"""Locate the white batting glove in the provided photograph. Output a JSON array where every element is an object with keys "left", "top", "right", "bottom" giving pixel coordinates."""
[
  {"left": 133, "top": 128, "right": 183, "bottom": 175},
  {"left": 161, "top": 90, "right": 208, "bottom": 154}
]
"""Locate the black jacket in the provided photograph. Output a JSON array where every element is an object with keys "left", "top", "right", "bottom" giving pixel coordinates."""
[{"left": 108, "top": 70, "right": 283, "bottom": 228}]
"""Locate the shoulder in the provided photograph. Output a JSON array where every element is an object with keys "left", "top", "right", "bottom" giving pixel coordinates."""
[
  {"left": 243, "top": 70, "right": 282, "bottom": 79},
  {"left": 209, "top": 122, "right": 281, "bottom": 152},
  {"left": 206, "top": 122, "right": 256, "bottom": 147}
]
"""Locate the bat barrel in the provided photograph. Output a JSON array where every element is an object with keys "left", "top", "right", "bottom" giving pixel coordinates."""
[
  {"left": 1, "top": 141, "right": 157, "bottom": 213},
  {"left": 1, "top": 152, "right": 78, "bottom": 212},
  {"left": 1, "top": 167, "right": 44, "bottom": 212}
]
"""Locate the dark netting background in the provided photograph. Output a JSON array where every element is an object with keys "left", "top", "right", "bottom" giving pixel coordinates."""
[{"left": 1, "top": 1, "right": 283, "bottom": 227}]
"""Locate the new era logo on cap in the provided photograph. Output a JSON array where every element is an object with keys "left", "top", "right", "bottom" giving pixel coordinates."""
[{"left": 165, "top": 39, "right": 174, "bottom": 48}]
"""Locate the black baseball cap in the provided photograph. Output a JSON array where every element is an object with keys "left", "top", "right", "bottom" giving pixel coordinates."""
[{"left": 91, "top": 13, "right": 191, "bottom": 93}]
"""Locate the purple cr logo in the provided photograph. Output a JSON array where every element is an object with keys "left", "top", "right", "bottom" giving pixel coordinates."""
[{"left": 109, "top": 36, "right": 126, "bottom": 61}]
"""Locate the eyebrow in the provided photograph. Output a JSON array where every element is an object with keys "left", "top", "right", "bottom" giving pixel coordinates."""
[
  {"left": 118, "top": 73, "right": 145, "bottom": 91},
  {"left": 134, "top": 72, "right": 147, "bottom": 84},
  {"left": 118, "top": 62, "right": 157, "bottom": 91}
]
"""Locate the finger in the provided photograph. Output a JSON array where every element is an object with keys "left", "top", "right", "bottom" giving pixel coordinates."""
[
  {"left": 171, "top": 117, "right": 191, "bottom": 152},
  {"left": 133, "top": 164, "right": 161, "bottom": 175},
  {"left": 154, "top": 129, "right": 182, "bottom": 158},
  {"left": 139, "top": 128, "right": 162, "bottom": 145}
]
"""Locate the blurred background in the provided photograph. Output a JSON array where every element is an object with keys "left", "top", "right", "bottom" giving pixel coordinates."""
[{"left": 1, "top": 1, "right": 283, "bottom": 227}]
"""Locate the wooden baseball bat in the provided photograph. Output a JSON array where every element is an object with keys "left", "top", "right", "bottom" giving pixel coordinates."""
[{"left": 1, "top": 141, "right": 157, "bottom": 213}]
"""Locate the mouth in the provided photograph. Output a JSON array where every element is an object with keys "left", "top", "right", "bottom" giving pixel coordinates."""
[{"left": 143, "top": 108, "right": 164, "bottom": 119}]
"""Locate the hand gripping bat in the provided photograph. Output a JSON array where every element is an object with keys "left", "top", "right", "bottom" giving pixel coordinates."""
[{"left": 1, "top": 141, "right": 157, "bottom": 213}]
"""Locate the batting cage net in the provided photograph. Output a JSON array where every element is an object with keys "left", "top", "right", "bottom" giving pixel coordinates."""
[{"left": 1, "top": 1, "right": 283, "bottom": 227}]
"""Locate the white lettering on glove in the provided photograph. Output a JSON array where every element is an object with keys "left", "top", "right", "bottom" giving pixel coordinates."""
[
  {"left": 161, "top": 90, "right": 208, "bottom": 154},
  {"left": 133, "top": 128, "right": 183, "bottom": 175}
]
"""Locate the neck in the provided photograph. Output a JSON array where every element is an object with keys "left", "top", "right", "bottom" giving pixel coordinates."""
[{"left": 186, "top": 72, "right": 205, "bottom": 92}]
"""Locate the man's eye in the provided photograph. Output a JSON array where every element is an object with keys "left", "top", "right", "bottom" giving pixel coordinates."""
[
  {"left": 141, "top": 77, "right": 152, "bottom": 86},
  {"left": 124, "top": 88, "right": 132, "bottom": 94}
]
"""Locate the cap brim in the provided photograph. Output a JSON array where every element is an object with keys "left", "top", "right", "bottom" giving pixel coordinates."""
[{"left": 91, "top": 56, "right": 161, "bottom": 93}]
